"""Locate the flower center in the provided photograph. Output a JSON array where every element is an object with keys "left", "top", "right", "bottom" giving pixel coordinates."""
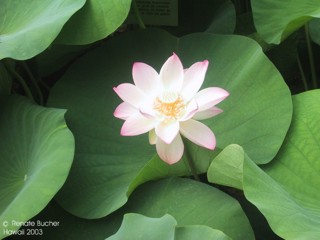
[{"left": 153, "top": 92, "right": 186, "bottom": 120}]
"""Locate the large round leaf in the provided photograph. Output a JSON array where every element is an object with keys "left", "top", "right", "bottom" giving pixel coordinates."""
[
  {"left": 48, "top": 28, "right": 291, "bottom": 219},
  {"left": 0, "top": 0, "right": 85, "bottom": 60},
  {"left": 0, "top": 95, "right": 74, "bottom": 239},
  {"left": 262, "top": 89, "right": 320, "bottom": 238},
  {"left": 55, "top": 0, "right": 132, "bottom": 45},
  {"left": 12, "top": 201, "right": 119, "bottom": 240},
  {"left": 179, "top": 33, "right": 292, "bottom": 164},
  {"left": 10, "top": 180, "right": 246, "bottom": 240},
  {"left": 106, "top": 214, "right": 177, "bottom": 240},
  {"left": 251, "top": 0, "right": 320, "bottom": 44},
  {"left": 107, "top": 213, "right": 232, "bottom": 240},
  {"left": 116, "top": 177, "right": 254, "bottom": 240},
  {"left": 208, "top": 90, "right": 320, "bottom": 239},
  {"left": 175, "top": 226, "right": 231, "bottom": 240}
]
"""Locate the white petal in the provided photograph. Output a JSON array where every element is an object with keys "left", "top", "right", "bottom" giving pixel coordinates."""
[
  {"left": 132, "top": 62, "right": 161, "bottom": 95},
  {"left": 156, "top": 134, "right": 184, "bottom": 164},
  {"left": 195, "top": 87, "right": 229, "bottom": 111},
  {"left": 121, "top": 114, "right": 156, "bottom": 136},
  {"left": 159, "top": 53, "right": 184, "bottom": 92},
  {"left": 114, "top": 102, "right": 138, "bottom": 120},
  {"left": 139, "top": 102, "right": 156, "bottom": 119},
  {"left": 113, "top": 83, "right": 145, "bottom": 108},
  {"left": 155, "top": 121, "right": 180, "bottom": 144},
  {"left": 149, "top": 129, "right": 157, "bottom": 145},
  {"left": 181, "top": 60, "right": 209, "bottom": 101},
  {"left": 180, "top": 119, "right": 216, "bottom": 150},
  {"left": 192, "top": 107, "right": 223, "bottom": 120},
  {"left": 179, "top": 98, "right": 198, "bottom": 121}
]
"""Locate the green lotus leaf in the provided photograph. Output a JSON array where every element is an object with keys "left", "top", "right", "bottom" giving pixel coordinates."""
[
  {"left": 11, "top": 180, "right": 243, "bottom": 240},
  {"left": 0, "top": 95, "right": 74, "bottom": 239},
  {"left": 207, "top": 144, "right": 244, "bottom": 190},
  {"left": 251, "top": 0, "right": 320, "bottom": 44},
  {"left": 175, "top": 225, "right": 231, "bottom": 240},
  {"left": 208, "top": 90, "right": 320, "bottom": 239},
  {"left": 13, "top": 201, "right": 118, "bottom": 240},
  {"left": 55, "top": 0, "right": 132, "bottom": 45},
  {"left": 117, "top": 177, "right": 253, "bottom": 240},
  {"left": 47, "top": 28, "right": 291, "bottom": 219},
  {"left": 106, "top": 213, "right": 177, "bottom": 240},
  {"left": 107, "top": 213, "right": 232, "bottom": 240},
  {"left": 0, "top": 0, "right": 86, "bottom": 60}
]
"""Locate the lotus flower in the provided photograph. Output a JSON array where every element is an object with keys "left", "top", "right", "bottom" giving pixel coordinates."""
[{"left": 113, "top": 53, "right": 229, "bottom": 164}]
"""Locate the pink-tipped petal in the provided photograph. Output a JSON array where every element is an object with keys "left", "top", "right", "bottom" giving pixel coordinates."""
[
  {"left": 156, "top": 134, "right": 184, "bottom": 164},
  {"left": 181, "top": 60, "right": 209, "bottom": 101},
  {"left": 113, "top": 83, "right": 145, "bottom": 108},
  {"left": 180, "top": 119, "right": 216, "bottom": 150},
  {"left": 159, "top": 53, "right": 184, "bottom": 92},
  {"left": 121, "top": 114, "right": 156, "bottom": 136},
  {"left": 132, "top": 62, "right": 161, "bottom": 95},
  {"left": 149, "top": 129, "right": 157, "bottom": 145},
  {"left": 139, "top": 103, "right": 156, "bottom": 119},
  {"left": 114, "top": 102, "right": 138, "bottom": 120},
  {"left": 192, "top": 107, "right": 223, "bottom": 120},
  {"left": 195, "top": 87, "right": 229, "bottom": 111},
  {"left": 180, "top": 99, "right": 198, "bottom": 121},
  {"left": 155, "top": 121, "right": 180, "bottom": 144}
]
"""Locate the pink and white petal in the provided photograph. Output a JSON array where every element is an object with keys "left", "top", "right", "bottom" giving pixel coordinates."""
[
  {"left": 192, "top": 107, "right": 223, "bottom": 120},
  {"left": 159, "top": 53, "right": 184, "bottom": 92},
  {"left": 149, "top": 129, "right": 157, "bottom": 145},
  {"left": 132, "top": 62, "right": 161, "bottom": 95},
  {"left": 121, "top": 114, "right": 156, "bottom": 136},
  {"left": 113, "top": 83, "right": 146, "bottom": 108},
  {"left": 195, "top": 87, "right": 229, "bottom": 111},
  {"left": 156, "top": 134, "right": 184, "bottom": 164},
  {"left": 179, "top": 98, "right": 198, "bottom": 121},
  {"left": 114, "top": 102, "right": 138, "bottom": 120},
  {"left": 181, "top": 60, "right": 209, "bottom": 101},
  {"left": 139, "top": 102, "right": 156, "bottom": 119},
  {"left": 180, "top": 119, "right": 216, "bottom": 150},
  {"left": 155, "top": 121, "right": 180, "bottom": 144}
]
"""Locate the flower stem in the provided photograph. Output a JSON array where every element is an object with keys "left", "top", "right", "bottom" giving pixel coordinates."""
[
  {"left": 21, "top": 61, "right": 44, "bottom": 105},
  {"left": 4, "top": 59, "right": 35, "bottom": 102},
  {"left": 304, "top": 24, "right": 318, "bottom": 89},
  {"left": 182, "top": 137, "right": 200, "bottom": 181},
  {"left": 296, "top": 55, "right": 309, "bottom": 91},
  {"left": 38, "top": 78, "right": 51, "bottom": 91},
  {"left": 132, "top": 0, "right": 146, "bottom": 29}
]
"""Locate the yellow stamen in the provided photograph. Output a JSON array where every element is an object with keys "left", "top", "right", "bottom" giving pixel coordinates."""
[{"left": 153, "top": 92, "right": 186, "bottom": 119}]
